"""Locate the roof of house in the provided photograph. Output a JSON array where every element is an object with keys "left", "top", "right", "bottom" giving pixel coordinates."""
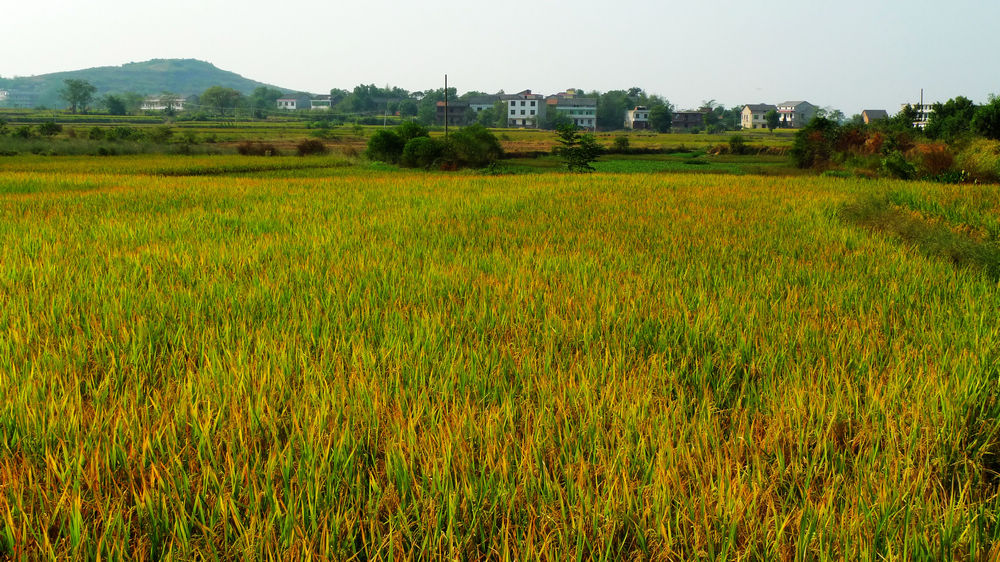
[
  {"left": 744, "top": 104, "right": 776, "bottom": 112},
  {"left": 777, "top": 100, "right": 813, "bottom": 108},
  {"left": 552, "top": 97, "right": 596, "bottom": 107},
  {"left": 501, "top": 90, "right": 542, "bottom": 100},
  {"left": 862, "top": 109, "right": 889, "bottom": 119},
  {"left": 466, "top": 96, "right": 499, "bottom": 105}
]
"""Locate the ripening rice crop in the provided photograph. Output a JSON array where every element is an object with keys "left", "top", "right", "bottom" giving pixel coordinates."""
[{"left": 0, "top": 156, "right": 999, "bottom": 559}]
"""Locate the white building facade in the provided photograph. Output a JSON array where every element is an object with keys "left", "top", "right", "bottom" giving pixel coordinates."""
[
  {"left": 504, "top": 90, "right": 544, "bottom": 128},
  {"left": 741, "top": 104, "right": 776, "bottom": 129},
  {"left": 141, "top": 96, "right": 185, "bottom": 111},
  {"left": 625, "top": 106, "right": 650, "bottom": 129},
  {"left": 776, "top": 101, "right": 816, "bottom": 128}
]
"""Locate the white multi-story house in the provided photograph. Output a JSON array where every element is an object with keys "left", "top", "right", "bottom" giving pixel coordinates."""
[
  {"left": 548, "top": 96, "right": 597, "bottom": 129},
  {"left": 0, "top": 90, "right": 8, "bottom": 105},
  {"left": 900, "top": 103, "right": 934, "bottom": 129},
  {"left": 741, "top": 104, "right": 776, "bottom": 129},
  {"left": 141, "top": 95, "right": 185, "bottom": 111},
  {"left": 503, "top": 90, "right": 544, "bottom": 128},
  {"left": 776, "top": 101, "right": 816, "bottom": 128},
  {"left": 276, "top": 97, "right": 300, "bottom": 110},
  {"left": 625, "top": 106, "right": 650, "bottom": 130}
]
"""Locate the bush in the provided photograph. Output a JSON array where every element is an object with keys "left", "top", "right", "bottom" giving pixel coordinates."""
[
  {"left": 147, "top": 126, "right": 174, "bottom": 144},
  {"left": 236, "top": 141, "right": 280, "bottom": 156},
  {"left": 13, "top": 126, "right": 33, "bottom": 139},
  {"left": 791, "top": 117, "right": 839, "bottom": 168},
  {"left": 445, "top": 124, "right": 504, "bottom": 168},
  {"left": 397, "top": 121, "right": 429, "bottom": 144},
  {"left": 366, "top": 129, "right": 405, "bottom": 164},
  {"left": 728, "top": 135, "right": 747, "bottom": 155},
  {"left": 37, "top": 121, "right": 62, "bottom": 136},
  {"left": 879, "top": 151, "right": 916, "bottom": 180},
  {"left": 401, "top": 136, "right": 445, "bottom": 168},
  {"left": 908, "top": 143, "right": 954, "bottom": 177},
  {"left": 296, "top": 139, "right": 328, "bottom": 156},
  {"left": 612, "top": 136, "right": 630, "bottom": 153},
  {"left": 956, "top": 139, "right": 1000, "bottom": 182},
  {"left": 105, "top": 126, "right": 140, "bottom": 142},
  {"left": 88, "top": 127, "right": 105, "bottom": 140},
  {"left": 972, "top": 96, "right": 1000, "bottom": 141}
]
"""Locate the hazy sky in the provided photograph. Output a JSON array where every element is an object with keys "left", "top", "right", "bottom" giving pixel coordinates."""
[{"left": 3, "top": 0, "right": 997, "bottom": 114}]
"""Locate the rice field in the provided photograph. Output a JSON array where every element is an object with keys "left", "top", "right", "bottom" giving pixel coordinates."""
[{"left": 1, "top": 155, "right": 999, "bottom": 559}]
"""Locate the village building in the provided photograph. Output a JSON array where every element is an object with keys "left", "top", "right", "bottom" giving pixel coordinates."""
[
  {"left": 624, "top": 106, "right": 650, "bottom": 130},
  {"left": 502, "top": 90, "right": 545, "bottom": 128},
  {"left": 741, "top": 104, "right": 776, "bottom": 129},
  {"left": 776, "top": 101, "right": 816, "bottom": 128},
  {"left": 861, "top": 109, "right": 889, "bottom": 124}
]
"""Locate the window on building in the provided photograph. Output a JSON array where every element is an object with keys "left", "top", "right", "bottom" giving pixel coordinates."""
[
  {"left": 520, "top": 110, "right": 525, "bottom": 115},
  {"left": 530, "top": 110, "right": 535, "bottom": 115}
]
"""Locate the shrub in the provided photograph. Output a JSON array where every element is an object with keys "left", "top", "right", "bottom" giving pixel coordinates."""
[
  {"left": 366, "top": 129, "right": 405, "bottom": 164},
  {"left": 908, "top": 143, "right": 954, "bottom": 177},
  {"left": 236, "top": 141, "right": 280, "bottom": 156},
  {"left": 955, "top": 139, "right": 1000, "bottom": 182},
  {"left": 612, "top": 136, "right": 630, "bottom": 153},
  {"left": 791, "top": 117, "right": 839, "bottom": 168},
  {"left": 88, "top": 127, "right": 105, "bottom": 140},
  {"left": 879, "top": 151, "right": 916, "bottom": 180},
  {"left": 401, "top": 136, "right": 444, "bottom": 168},
  {"left": 445, "top": 124, "right": 504, "bottom": 168},
  {"left": 728, "top": 135, "right": 747, "bottom": 155},
  {"left": 296, "top": 139, "right": 328, "bottom": 156},
  {"left": 147, "top": 126, "right": 174, "bottom": 143},
  {"left": 105, "top": 126, "right": 140, "bottom": 142},
  {"left": 972, "top": 96, "right": 1000, "bottom": 141},
  {"left": 13, "top": 126, "right": 33, "bottom": 139},
  {"left": 397, "top": 121, "right": 430, "bottom": 144},
  {"left": 37, "top": 121, "right": 62, "bottom": 136}
]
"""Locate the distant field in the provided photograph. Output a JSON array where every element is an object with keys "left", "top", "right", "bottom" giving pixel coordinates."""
[
  {"left": 1, "top": 155, "right": 998, "bottom": 559},
  {"left": 1, "top": 110, "right": 797, "bottom": 155}
]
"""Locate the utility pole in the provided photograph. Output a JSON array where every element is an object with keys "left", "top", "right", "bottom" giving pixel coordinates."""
[{"left": 444, "top": 74, "right": 449, "bottom": 140}]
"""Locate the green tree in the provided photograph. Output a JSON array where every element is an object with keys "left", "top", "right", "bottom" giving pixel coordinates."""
[
  {"left": 765, "top": 109, "right": 780, "bottom": 132},
  {"left": 200, "top": 86, "right": 242, "bottom": 117},
  {"left": 366, "top": 129, "right": 405, "bottom": 163},
  {"left": 249, "top": 87, "right": 284, "bottom": 117},
  {"left": 102, "top": 94, "right": 127, "bottom": 116},
  {"left": 791, "top": 117, "right": 839, "bottom": 168},
  {"left": 702, "top": 110, "right": 721, "bottom": 133},
  {"left": 401, "top": 137, "right": 445, "bottom": 168},
  {"left": 122, "top": 92, "right": 146, "bottom": 115},
  {"left": 925, "top": 96, "right": 977, "bottom": 141},
  {"left": 648, "top": 103, "right": 673, "bottom": 133},
  {"left": 398, "top": 99, "right": 418, "bottom": 117},
  {"left": 444, "top": 124, "right": 503, "bottom": 167},
  {"left": 596, "top": 90, "right": 630, "bottom": 130},
  {"left": 554, "top": 123, "right": 602, "bottom": 172},
  {"left": 972, "top": 94, "right": 1000, "bottom": 140},
  {"left": 396, "top": 120, "right": 429, "bottom": 144},
  {"left": 60, "top": 79, "right": 97, "bottom": 114}
]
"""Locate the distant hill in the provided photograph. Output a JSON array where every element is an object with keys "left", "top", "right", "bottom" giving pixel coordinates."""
[{"left": 0, "top": 59, "right": 305, "bottom": 109}]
